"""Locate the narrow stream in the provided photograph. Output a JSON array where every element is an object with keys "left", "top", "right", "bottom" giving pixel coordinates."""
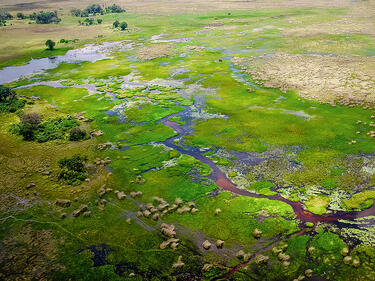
[{"left": 159, "top": 106, "right": 375, "bottom": 225}]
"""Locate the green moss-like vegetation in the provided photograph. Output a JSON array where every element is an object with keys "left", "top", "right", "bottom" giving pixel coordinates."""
[
  {"left": 304, "top": 195, "right": 330, "bottom": 215},
  {"left": 342, "top": 190, "right": 375, "bottom": 210},
  {"left": 246, "top": 181, "right": 277, "bottom": 196}
]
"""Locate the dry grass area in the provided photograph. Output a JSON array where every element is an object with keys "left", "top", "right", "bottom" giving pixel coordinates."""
[
  {"left": 282, "top": 0, "right": 375, "bottom": 36},
  {"left": 137, "top": 44, "right": 173, "bottom": 60},
  {"left": 0, "top": 0, "right": 356, "bottom": 14},
  {"left": 233, "top": 53, "right": 375, "bottom": 107}
]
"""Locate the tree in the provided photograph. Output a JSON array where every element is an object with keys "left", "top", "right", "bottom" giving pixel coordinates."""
[
  {"left": 120, "top": 21, "right": 128, "bottom": 30},
  {"left": 106, "top": 4, "right": 125, "bottom": 13},
  {"left": 0, "top": 85, "right": 15, "bottom": 102},
  {"left": 0, "top": 11, "right": 13, "bottom": 20},
  {"left": 17, "top": 12, "right": 26, "bottom": 19},
  {"left": 97, "top": 18, "right": 102, "bottom": 24},
  {"left": 35, "top": 11, "right": 61, "bottom": 24},
  {"left": 85, "top": 4, "right": 102, "bottom": 15},
  {"left": 45, "top": 39, "right": 55, "bottom": 50},
  {"left": 113, "top": 20, "right": 119, "bottom": 28},
  {"left": 18, "top": 113, "right": 42, "bottom": 141}
]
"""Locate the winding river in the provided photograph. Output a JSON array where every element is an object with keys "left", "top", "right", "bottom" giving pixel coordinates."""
[{"left": 159, "top": 106, "right": 375, "bottom": 226}]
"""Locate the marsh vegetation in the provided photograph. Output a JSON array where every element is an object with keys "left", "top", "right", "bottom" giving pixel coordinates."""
[{"left": 1, "top": 0, "right": 375, "bottom": 280}]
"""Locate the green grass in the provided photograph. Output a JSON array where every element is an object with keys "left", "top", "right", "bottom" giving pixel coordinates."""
[
  {"left": 342, "top": 190, "right": 375, "bottom": 210},
  {"left": 246, "top": 181, "right": 277, "bottom": 196},
  {"left": 304, "top": 195, "right": 330, "bottom": 215}
]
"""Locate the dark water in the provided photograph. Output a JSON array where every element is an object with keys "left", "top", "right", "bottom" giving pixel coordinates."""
[{"left": 159, "top": 107, "right": 375, "bottom": 225}]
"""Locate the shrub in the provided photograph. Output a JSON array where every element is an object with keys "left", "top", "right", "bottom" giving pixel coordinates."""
[
  {"left": 0, "top": 98, "right": 25, "bottom": 113},
  {"left": 21, "top": 112, "right": 42, "bottom": 126},
  {"left": 69, "top": 127, "right": 88, "bottom": 141},
  {"left": 0, "top": 19, "right": 6, "bottom": 26},
  {"left": 120, "top": 22, "right": 128, "bottom": 30},
  {"left": 71, "top": 8, "right": 82, "bottom": 17},
  {"left": 97, "top": 18, "right": 102, "bottom": 24},
  {"left": 58, "top": 154, "right": 88, "bottom": 185}
]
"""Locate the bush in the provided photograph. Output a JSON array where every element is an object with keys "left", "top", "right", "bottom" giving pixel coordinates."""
[
  {"left": 97, "top": 18, "right": 102, "bottom": 24},
  {"left": 21, "top": 112, "right": 42, "bottom": 126},
  {"left": 58, "top": 154, "right": 88, "bottom": 185},
  {"left": 69, "top": 127, "right": 88, "bottom": 141},
  {"left": 0, "top": 19, "right": 6, "bottom": 26}
]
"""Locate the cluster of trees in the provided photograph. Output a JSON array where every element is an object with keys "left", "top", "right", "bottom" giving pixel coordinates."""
[
  {"left": 30, "top": 11, "right": 61, "bottom": 24},
  {"left": 0, "top": 10, "right": 13, "bottom": 26},
  {"left": 71, "top": 4, "right": 125, "bottom": 17},
  {"left": 78, "top": 17, "right": 102, "bottom": 26},
  {"left": 113, "top": 20, "right": 128, "bottom": 30},
  {"left": 10, "top": 113, "right": 85, "bottom": 142},
  {"left": 0, "top": 10, "right": 61, "bottom": 26},
  {"left": 0, "top": 85, "right": 26, "bottom": 112},
  {"left": 106, "top": 4, "right": 125, "bottom": 13}
]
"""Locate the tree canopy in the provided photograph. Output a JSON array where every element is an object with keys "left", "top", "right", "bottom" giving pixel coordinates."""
[
  {"left": 45, "top": 40, "right": 55, "bottom": 50},
  {"left": 33, "top": 11, "right": 61, "bottom": 24}
]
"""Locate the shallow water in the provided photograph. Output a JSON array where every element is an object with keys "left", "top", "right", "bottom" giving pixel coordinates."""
[{"left": 0, "top": 41, "right": 130, "bottom": 85}]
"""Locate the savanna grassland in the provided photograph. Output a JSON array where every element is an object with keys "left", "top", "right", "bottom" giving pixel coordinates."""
[{"left": 1, "top": 0, "right": 375, "bottom": 280}]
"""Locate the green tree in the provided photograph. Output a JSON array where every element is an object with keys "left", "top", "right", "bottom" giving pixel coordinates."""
[
  {"left": 120, "top": 21, "right": 128, "bottom": 30},
  {"left": 113, "top": 20, "right": 119, "bottom": 28},
  {"left": 0, "top": 85, "right": 15, "bottom": 102},
  {"left": 45, "top": 39, "right": 55, "bottom": 50},
  {"left": 17, "top": 12, "right": 25, "bottom": 19}
]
